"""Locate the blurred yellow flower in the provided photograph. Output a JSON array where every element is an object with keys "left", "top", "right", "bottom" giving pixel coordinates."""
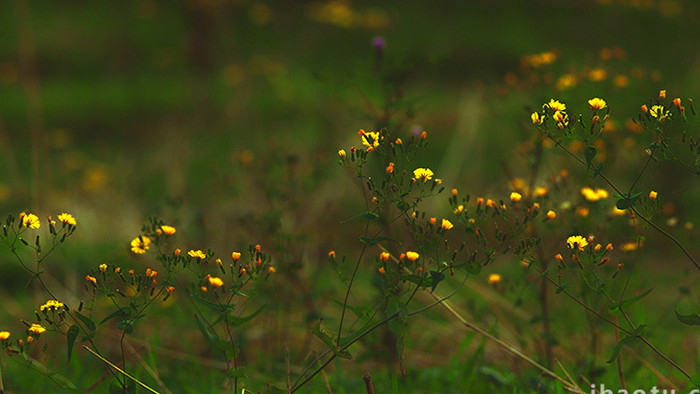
[
  {"left": 649, "top": 105, "right": 668, "bottom": 120},
  {"left": 380, "top": 252, "right": 390, "bottom": 262},
  {"left": 649, "top": 190, "right": 658, "bottom": 200},
  {"left": 85, "top": 275, "right": 97, "bottom": 285},
  {"left": 161, "top": 225, "right": 176, "bottom": 235},
  {"left": 99, "top": 264, "right": 107, "bottom": 272},
  {"left": 378, "top": 267, "right": 385, "bottom": 275},
  {"left": 21, "top": 213, "right": 40, "bottom": 229},
  {"left": 130, "top": 236, "right": 151, "bottom": 254},
  {"left": 232, "top": 252, "right": 241, "bottom": 261},
  {"left": 338, "top": 149, "right": 346, "bottom": 158},
  {"left": 405, "top": 251, "right": 419, "bottom": 261},
  {"left": 581, "top": 187, "right": 609, "bottom": 201},
  {"left": 588, "top": 98, "right": 607, "bottom": 110},
  {"left": 0, "top": 331, "right": 9, "bottom": 340},
  {"left": 207, "top": 276, "right": 224, "bottom": 288},
  {"left": 488, "top": 273, "right": 501, "bottom": 284},
  {"left": 441, "top": 219, "right": 454, "bottom": 230},
  {"left": 510, "top": 192, "right": 522, "bottom": 202},
  {"left": 413, "top": 168, "right": 434, "bottom": 182},
  {"left": 57, "top": 213, "right": 76, "bottom": 226},
  {"left": 546, "top": 210, "right": 556, "bottom": 220},
  {"left": 566, "top": 235, "right": 588, "bottom": 250},
  {"left": 28, "top": 324, "right": 46, "bottom": 334},
  {"left": 188, "top": 250, "right": 207, "bottom": 259}
]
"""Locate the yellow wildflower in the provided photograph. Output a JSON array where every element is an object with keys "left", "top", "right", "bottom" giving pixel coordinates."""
[
  {"left": 413, "top": 168, "right": 434, "bottom": 182},
  {"left": 161, "top": 225, "right": 176, "bottom": 235},
  {"left": 649, "top": 105, "right": 668, "bottom": 119},
  {"left": 99, "top": 263, "right": 107, "bottom": 272},
  {"left": 588, "top": 98, "right": 607, "bottom": 110},
  {"left": 359, "top": 129, "right": 381, "bottom": 150},
  {"left": 453, "top": 205, "right": 464, "bottom": 214},
  {"left": 581, "top": 187, "right": 609, "bottom": 201},
  {"left": 232, "top": 251, "right": 241, "bottom": 261},
  {"left": 488, "top": 274, "right": 501, "bottom": 285},
  {"left": 0, "top": 331, "right": 10, "bottom": 340},
  {"left": 338, "top": 149, "right": 346, "bottom": 158},
  {"left": 531, "top": 112, "right": 543, "bottom": 125},
  {"left": 380, "top": 252, "right": 390, "bottom": 262},
  {"left": 546, "top": 210, "right": 556, "bottom": 220},
  {"left": 188, "top": 250, "right": 207, "bottom": 259},
  {"left": 57, "top": 213, "right": 76, "bottom": 226},
  {"left": 378, "top": 267, "right": 385, "bottom": 275},
  {"left": 405, "top": 251, "right": 419, "bottom": 261},
  {"left": 441, "top": 219, "right": 454, "bottom": 230},
  {"left": 28, "top": 324, "right": 46, "bottom": 335},
  {"left": 130, "top": 236, "right": 151, "bottom": 254},
  {"left": 510, "top": 192, "right": 522, "bottom": 202},
  {"left": 85, "top": 275, "right": 97, "bottom": 285},
  {"left": 566, "top": 235, "right": 588, "bottom": 250},
  {"left": 207, "top": 276, "right": 224, "bottom": 288},
  {"left": 649, "top": 190, "right": 658, "bottom": 200},
  {"left": 21, "top": 213, "right": 40, "bottom": 229}
]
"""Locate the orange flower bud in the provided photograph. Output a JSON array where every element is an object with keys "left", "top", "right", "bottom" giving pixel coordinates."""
[{"left": 641, "top": 104, "right": 648, "bottom": 114}]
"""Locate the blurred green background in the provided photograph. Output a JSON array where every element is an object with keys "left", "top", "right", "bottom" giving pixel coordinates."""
[{"left": 1, "top": 0, "right": 699, "bottom": 392}]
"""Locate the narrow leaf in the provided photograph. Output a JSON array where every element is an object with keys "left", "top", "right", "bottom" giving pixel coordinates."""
[
  {"left": 66, "top": 324, "right": 79, "bottom": 363},
  {"left": 675, "top": 310, "right": 700, "bottom": 326},
  {"left": 341, "top": 211, "right": 379, "bottom": 224}
]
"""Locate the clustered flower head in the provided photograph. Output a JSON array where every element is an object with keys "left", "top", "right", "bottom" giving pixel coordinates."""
[
  {"left": 28, "top": 324, "right": 46, "bottom": 335},
  {"left": 40, "top": 300, "right": 65, "bottom": 312},
  {"left": 188, "top": 249, "right": 207, "bottom": 259}
]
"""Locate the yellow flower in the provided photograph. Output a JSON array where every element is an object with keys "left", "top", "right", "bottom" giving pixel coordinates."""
[
  {"left": 161, "top": 225, "right": 176, "bottom": 235},
  {"left": 0, "top": 331, "right": 10, "bottom": 340},
  {"left": 531, "top": 112, "right": 543, "bottom": 125},
  {"left": 488, "top": 274, "right": 501, "bottom": 285},
  {"left": 649, "top": 105, "right": 668, "bottom": 119},
  {"left": 359, "top": 130, "right": 381, "bottom": 150},
  {"left": 380, "top": 252, "right": 390, "bottom": 262},
  {"left": 453, "top": 205, "right": 464, "bottom": 214},
  {"left": 546, "top": 210, "right": 556, "bottom": 220},
  {"left": 649, "top": 190, "right": 658, "bottom": 200},
  {"left": 620, "top": 242, "right": 640, "bottom": 251},
  {"left": 566, "top": 235, "right": 588, "bottom": 250},
  {"left": 405, "top": 251, "right": 419, "bottom": 261},
  {"left": 510, "top": 192, "right": 522, "bottom": 202},
  {"left": 547, "top": 99, "right": 566, "bottom": 112},
  {"left": 268, "top": 266, "right": 276, "bottom": 273},
  {"left": 57, "top": 213, "right": 77, "bottom": 226},
  {"left": 130, "top": 236, "right": 151, "bottom": 254},
  {"left": 85, "top": 275, "right": 97, "bottom": 285},
  {"left": 441, "top": 219, "right": 454, "bottom": 230},
  {"left": 413, "top": 168, "right": 434, "bottom": 182},
  {"left": 328, "top": 250, "right": 336, "bottom": 259},
  {"left": 188, "top": 250, "right": 207, "bottom": 259},
  {"left": 99, "top": 263, "right": 107, "bottom": 272},
  {"left": 534, "top": 187, "right": 548, "bottom": 197},
  {"left": 553, "top": 110, "right": 569, "bottom": 126},
  {"left": 207, "top": 276, "right": 224, "bottom": 288},
  {"left": 21, "top": 213, "right": 40, "bottom": 229},
  {"left": 378, "top": 267, "right": 386, "bottom": 275},
  {"left": 28, "top": 324, "right": 46, "bottom": 335},
  {"left": 232, "top": 252, "right": 241, "bottom": 261},
  {"left": 338, "top": 149, "right": 346, "bottom": 158},
  {"left": 588, "top": 98, "right": 607, "bottom": 110},
  {"left": 40, "top": 300, "right": 65, "bottom": 312}
]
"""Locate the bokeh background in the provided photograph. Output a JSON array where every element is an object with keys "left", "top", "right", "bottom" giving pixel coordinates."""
[{"left": 1, "top": 0, "right": 699, "bottom": 392}]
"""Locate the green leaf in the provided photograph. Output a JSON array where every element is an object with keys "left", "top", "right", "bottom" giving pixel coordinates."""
[
  {"left": 75, "top": 311, "right": 97, "bottom": 332},
  {"left": 195, "top": 314, "right": 220, "bottom": 348},
  {"left": 609, "top": 288, "right": 653, "bottom": 313},
  {"left": 66, "top": 324, "right": 79, "bottom": 363},
  {"left": 359, "top": 235, "right": 398, "bottom": 246},
  {"left": 464, "top": 259, "right": 481, "bottom": 275},
  {"left": 615, "top": 191, "right": 644, "bottom": 210},
  {"left": 387, "top": 296, "right": 407, "bottom": 376},
  {"left": 191, "top": 295, "right": 235, "bottom": 313},
  {"left": 99, "top": 307, "right": 131, "bottom": 326},
  {"left": 429, "top": 270, "right": 445, "bottom": 292},
  {"left": 675, "top": 310, "right": 700, "bottom": 326},
  {"left": 341, "top": 211, "right": 379, "bottom": 224},
  {"left": 607, "top": 325, "right": 646, "bottom": 363},
  {"left": 226, "top": 304, "right": 266, "bottom": 327},
  {"left": 310, "top": 320, "right": 352, "bottom": 359}
]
